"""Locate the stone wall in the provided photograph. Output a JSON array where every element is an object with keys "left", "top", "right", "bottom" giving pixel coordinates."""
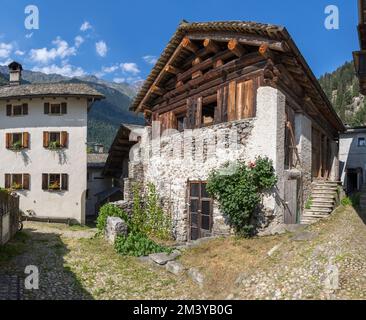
[{"left": 124, "top": 87, "right": 290, "bottom": 241}]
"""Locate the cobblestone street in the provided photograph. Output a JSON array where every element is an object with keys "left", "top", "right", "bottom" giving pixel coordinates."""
[{"left": 1, "top": 205, "right": 366, "bottom": 300}]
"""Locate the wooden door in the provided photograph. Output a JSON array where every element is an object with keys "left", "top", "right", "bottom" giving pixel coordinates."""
[
  {"left": 284, "top": 179, "right": 298, "bottom": 224},
  {"left": 188, "top": 181, "right": 213, "bottom": 240}
]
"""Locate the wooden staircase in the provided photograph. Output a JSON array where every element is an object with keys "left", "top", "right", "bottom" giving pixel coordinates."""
[{"left": 301, "top": 180, "right": 340, "bottom": 225}]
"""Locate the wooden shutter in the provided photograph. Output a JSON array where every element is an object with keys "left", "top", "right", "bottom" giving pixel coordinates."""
[
  {"left": 61, "top": 102, "right": 67, "bottom": 114},
  {"left": 22, "top": 132, "right": 29, "bottom": 148},
  {"left": 22, "top": 103, "right": 28, "bottom": 115},
  {"left": 23, "top": 174, "right": 30, "bottom": 190},
  {"left": 236, "top": 79, "right": 255, "bottom": 119},
  {"left": 43, "top": 132, "right": 49, "bottom": 148},
  {"left": 61, "top": 131, "right": 68, "bottom": 148},
  {"left": 5, "top": 174, "right": 11, "bottom": 189},
  {"left": 44, "top": 103, "right": 50, "bottom": 114},
  {"left": 195, "top": 97, "right": 203, "bottom": 128},
  {"left": 61, "top": 174, "right": 69, "bottom": 191},
  {"left": 42, "top": 174, "right": 49, "bottom": 190},
  {"left": 5, "top": 133, "right": 11, "bottom": 149},
  {"left": 6, "top": 105, "right": 12, "bottom": 116},
  {"left": 227, "top": 81, "right": 236, "bottom": 121}
]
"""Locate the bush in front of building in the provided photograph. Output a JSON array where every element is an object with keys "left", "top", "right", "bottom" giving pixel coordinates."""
[
  {"left": 96, "top": 203, "right": 128, "bottom": 232},
  {"left": 114, "top": 232, "right": 171, "bottom": 257},
  {"left": 207, "top": 156, "right": 277, "bottom": 237}
]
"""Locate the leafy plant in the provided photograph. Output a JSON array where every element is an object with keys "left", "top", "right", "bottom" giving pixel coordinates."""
[
  {"left": 96, "top": 203, "right": 128, "bottom": 232},
  {"left": 207, "top": 156, "right": 277, "bottom": 237},
  {"left": 11, "top": 182, "right": 23, "bottom": 190},
  {"left": 48, "top": 141, "right": 61, "bottom": 150},
  {"left": 341, "top": 193, "right": 361, "bottom": 207},
  {"left": 114, "top": 232, "right": 171, "bottom": 257},
  {"left": 48, "top": 181, "right": 61, "bottom": 190},
  {"left": 11, "top": 140, "right": 23, "bottom": 151},
  {"left": 145, "top": 183, "right": 172, "bottom": 240},
  {"left": 305, "top": 197, "right": 313, "bottom": 210}
]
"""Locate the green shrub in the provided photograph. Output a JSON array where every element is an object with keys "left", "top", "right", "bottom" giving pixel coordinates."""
[
  {"left": 96, "top": 203, "right": 128, "bottom": 232},
  {"left": 114, "top": 232, "right": 171, "bottom": 257},
  {"left": 305, "top": 197, "right": 313, "bottom": 210},
  {"left": 145, "top": 183, "right": 172, "bottom": 240},
  {"left": 341, "top": 193, "right": 361, "bottom": 207},
  {"left": 207, "top": 156, "right": 277, "bottom": 237}
]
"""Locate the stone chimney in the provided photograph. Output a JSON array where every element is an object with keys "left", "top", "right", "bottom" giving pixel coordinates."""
[{"left": 8, "top": 61, "right": 22, "bottom": 86}]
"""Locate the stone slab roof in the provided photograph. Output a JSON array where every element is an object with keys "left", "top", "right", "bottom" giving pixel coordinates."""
[
  {"left": 87, "top": 153, "right": 109, "bottom": 169},
  {"left": 0, "top": 83, "right": 104, "bottom": 100}
]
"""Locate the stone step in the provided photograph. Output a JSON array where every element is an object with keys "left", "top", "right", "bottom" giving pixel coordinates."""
[
  {"left": 311, "top": 192, "right": 336, "bottom": 198},
  {"left": 313, "top": 186, "right": 338, "bottom": 191},
  {"left": 302, "top": 214, "right": 329, "bottom": 220},
  {"left": 314, "top": 180, "right": 341, "bottom": 185},
  {"left": 300, "top": 219, "right": 318, "bottom": 225},
  {"left": 311, "top": 198, "right": 335, "bottom": 204},
  {"left": 308, "top": 207, "right": 332, "bottom": 213},
  {"left": 310, "top": 202, "right": 334, "bottom": 208}
]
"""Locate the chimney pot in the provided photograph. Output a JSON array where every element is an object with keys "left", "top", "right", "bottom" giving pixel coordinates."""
[{"left": 8, "top": 61, "right": 23, "bottom": 86}]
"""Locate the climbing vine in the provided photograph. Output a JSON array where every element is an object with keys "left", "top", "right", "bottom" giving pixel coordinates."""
[{"left": 207, "top": 156, "right": 277, "bottom": 237}]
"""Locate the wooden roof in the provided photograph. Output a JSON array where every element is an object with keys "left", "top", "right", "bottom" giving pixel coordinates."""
[{"left": 130, "top": 20, "right": 344, "bottom": 132}]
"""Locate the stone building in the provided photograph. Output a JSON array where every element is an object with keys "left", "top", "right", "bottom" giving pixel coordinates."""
[{"left": 105, "top": 21, "right": 344, "bottom": 241}]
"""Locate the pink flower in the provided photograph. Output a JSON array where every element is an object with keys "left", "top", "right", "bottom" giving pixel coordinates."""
[{"left": 248, "top": 161, "right": 256, "bottom": 168}]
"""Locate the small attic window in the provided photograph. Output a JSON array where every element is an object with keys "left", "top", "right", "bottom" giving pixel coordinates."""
[
  {"left": 176, "top": 115, "right": 185, "bottom": 132},
  {"left": 202, "top": 100, "right": 216, "bottom": 126}
]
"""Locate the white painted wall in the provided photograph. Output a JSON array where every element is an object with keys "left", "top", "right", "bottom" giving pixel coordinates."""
[
  {"left": 0, "top": 97, "right": 88, "bottom": 223},
  {"left": 86, "top": 168, "right": 113, "bottom": 216}
]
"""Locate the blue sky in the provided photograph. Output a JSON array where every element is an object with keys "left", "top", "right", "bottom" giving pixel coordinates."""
[{"left": 0, "top": 0, "right": 359, "bottom": 84}]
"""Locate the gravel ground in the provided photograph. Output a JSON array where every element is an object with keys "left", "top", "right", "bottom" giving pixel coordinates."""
[{"left": 1, "top": 205, "right": 366, "bottom": 300}]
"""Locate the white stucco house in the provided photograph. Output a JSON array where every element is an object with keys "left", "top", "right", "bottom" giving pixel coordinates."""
[
  {"left": 339, "top": 126, "right": 366, "bottom": 193},
  {"left": 0, "top": 61, "right": 104, "bottom": 224}
]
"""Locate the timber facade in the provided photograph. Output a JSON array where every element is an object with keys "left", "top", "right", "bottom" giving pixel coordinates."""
[{"left": 107, "top": 21, "right": 344, "bottom": 241}]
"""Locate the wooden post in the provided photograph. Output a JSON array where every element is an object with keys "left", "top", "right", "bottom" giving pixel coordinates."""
[
  {"left": 203, "top": 39, "right": 220, "bottom": 54},
  {"left": 182, "top": 37, "right": 199, "bottom": 53}
]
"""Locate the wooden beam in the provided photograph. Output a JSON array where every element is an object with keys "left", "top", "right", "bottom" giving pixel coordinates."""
[
  {"left": 228, "top": 39, "right": 247, "bottom": 57},
  {"left": 182, "top": 37, "right": 199, "bottom": 53},
  {"left": 188, "top": 32, "right": 288, "bottom": 52},
  {"left": 192, "top": 57, "right": 202, "bottom": 66},
  {"left": 203, "top": 39, "right": 220, "bottom": 54},
  {"left": 164, "top": 65, "right": 181, "bottom": 75},
  {"left": 259, "top": 43, "right": 274, "bottom": 60},
  {"left": 151, "top": 85, "right": 166, "bottom": 96}
]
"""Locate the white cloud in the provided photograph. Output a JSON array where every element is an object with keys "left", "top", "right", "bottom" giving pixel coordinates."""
[
  {"left": 113, "top": 77, "right": 126, "bottom": 84},
  {"left": 74, "top": 36, "right": 84, "bottom": 48},
  {"left": 95, "top": 41, "right": 108, "bottom": 57},
  {"left": 143, "top": 55, "right": 158, "bottom": 65},
  {"left": 0, "top": 43, "right": 13, "bottom": 59},
  {"left": 80, "top": 21, "right": 92, "bottom": 32},
  {"left": 29, "top": 37, "right": 76, "bottom": 64},
  {"left": 0, "top": 58, "right": 13, "bottom": 66},
  {"left": 32, "top": 63, "right": 85, "bottom": 78},
  {"left": 15, "top": 50, "right": 25, "bottom": 56},
  {"left": 120, "top": 62, "right": 140, "bottom": 75},
  {"left": 102, "top": 64, "right": 119, "bottom": 73}
]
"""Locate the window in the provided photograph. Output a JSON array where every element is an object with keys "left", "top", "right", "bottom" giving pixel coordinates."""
[
  {"left": 6, "top": 104, "right": 28, "bottom": 116},
  {"left": 176, "top": 114, "right": 186, "bottom": 132},
  {"left": 43, "top": 131, "right": 68, "bottom": 149},
  {"left": 358, "top": 137, "right": 366, "bottom": 147},
  {"left": 42, "top": 173, "right": 68, "bottom": 191},
  {"left": 5, "top": 132, "right": 29, "bottom": 150},
  {"left": 4, "top": 173, "right": 30, "bottom": 190},
  {"left": 44, "top": 102, "right": 67, "bottom": 115},
  {"left": 202, "top": 102, "right": 216, "bottom": 126}
]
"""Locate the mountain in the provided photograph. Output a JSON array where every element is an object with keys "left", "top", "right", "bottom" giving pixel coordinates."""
[
  {"left": 318, "top": 61, "right": 363, "bottom": 126},
  {"left": 0, "top": 66, "right": 143, "bottom": 149}
]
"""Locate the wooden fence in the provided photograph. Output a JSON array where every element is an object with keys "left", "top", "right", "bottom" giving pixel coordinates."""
[{"left": 0, "top": 191, "right": 20, "bottom": 245}]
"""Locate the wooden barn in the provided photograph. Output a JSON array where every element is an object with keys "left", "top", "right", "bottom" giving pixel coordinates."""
[{"left": 107, "top": 21, "right": 344, "bottom": 241}]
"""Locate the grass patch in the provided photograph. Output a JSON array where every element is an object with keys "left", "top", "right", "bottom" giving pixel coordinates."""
[{"left": 0, "top": 231, "right": 29, "bottom": 264}]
